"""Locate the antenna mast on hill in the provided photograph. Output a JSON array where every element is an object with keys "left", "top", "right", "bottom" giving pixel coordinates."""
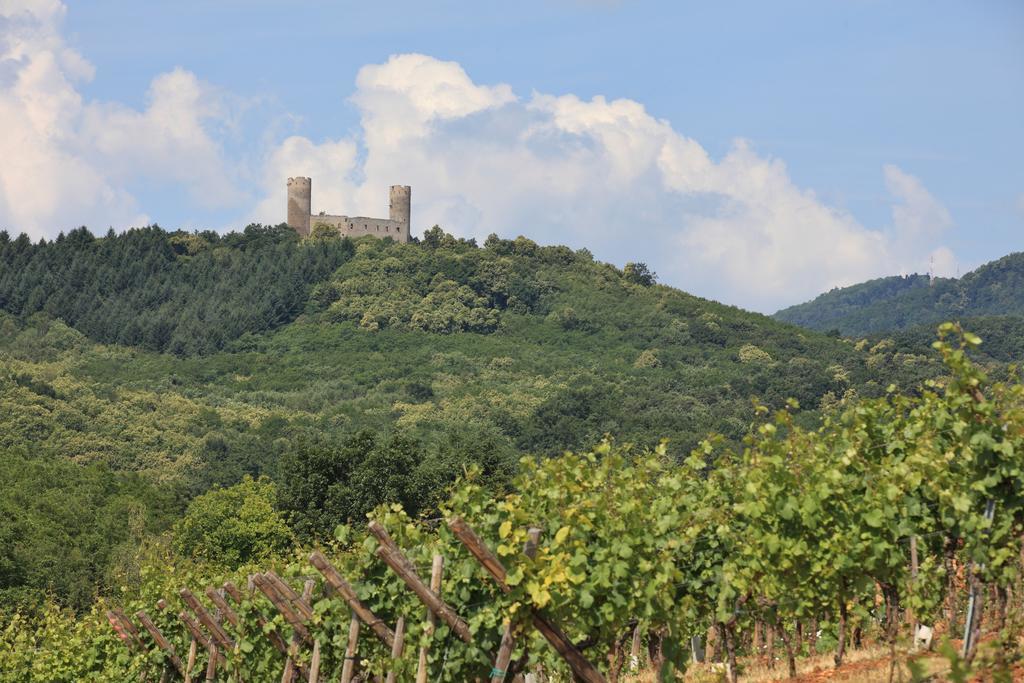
[{"left": 929, "top": 255, "right": 935, "bottom": 286}]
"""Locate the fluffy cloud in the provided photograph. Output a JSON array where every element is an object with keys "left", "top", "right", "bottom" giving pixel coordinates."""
[
  {"left": 1, "top": 4, "right": 957, "bottom": 311},
  {"left": 256, "top": 53, "right": 956, "bottom": 311},
  {"left": 0, "top": 1, "right": 237, "bottom": 238},
  {"left": 885, "top": 164, "right": 953, "bottom": 239}
]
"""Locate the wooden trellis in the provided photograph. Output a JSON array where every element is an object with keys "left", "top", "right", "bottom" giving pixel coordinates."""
[{"left": 109, "top": 518, "right": 606, "bottom": 682}]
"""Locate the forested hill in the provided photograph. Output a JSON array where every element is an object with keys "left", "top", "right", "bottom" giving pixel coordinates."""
[
  {"left": 0, "top": 225, "right": 351, "bottom": 355},
  {"left": 773, "top": 251, "right": 1024, "bottom": 336},
  {"left": 0, "top": 224, "right": 959, "bottom": 611}
]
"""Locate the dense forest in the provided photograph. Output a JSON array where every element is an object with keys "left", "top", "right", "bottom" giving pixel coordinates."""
[
  {"left": 0, "top": 224, "right": 994, "bottom": 620},
  {"left": 0, "top": 225, "right": 352, "bottom": 355},
  {"left": 773, "top": 251, "right": 1024, "bottom": 337},
  {"left": 3, "top": 325, "right": 1023, "bottom": 681}
]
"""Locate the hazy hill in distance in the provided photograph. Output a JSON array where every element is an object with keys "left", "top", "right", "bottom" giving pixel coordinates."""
[{"left": 773, "top": 252, "right": 1024, "bottom": 337}]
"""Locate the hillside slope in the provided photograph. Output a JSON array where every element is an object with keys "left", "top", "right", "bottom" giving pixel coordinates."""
[
  {"left": 773, "top": 252, "right": 1024, "bottom": 336},
  {"left": 0, "top": 225, "right": 959, "bottom": 608},
  {"left": 0, "top": 226, "right": 953, "bottom": 485}
]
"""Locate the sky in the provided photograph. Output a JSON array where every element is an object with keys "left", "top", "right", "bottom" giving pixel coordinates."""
[{"left": 0, "top": 1, "right": 1021, "bottom": 312}]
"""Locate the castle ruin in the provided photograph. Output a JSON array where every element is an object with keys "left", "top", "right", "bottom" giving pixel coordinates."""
[{"left": 286, "top": 177, "right": 411, "bottom": 243}]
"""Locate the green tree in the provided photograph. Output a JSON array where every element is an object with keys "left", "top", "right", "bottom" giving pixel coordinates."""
[
  {"left": 623, "top": 261, "right": 657, "bottom": 286},
  {"left": 172, "top": 476, "right": 291, "bottom": 568}
]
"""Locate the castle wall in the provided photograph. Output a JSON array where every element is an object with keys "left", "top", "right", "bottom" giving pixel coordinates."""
[
  {"left": 310, "top": 214, "right": 409, "bottom": 243},
  {"left": 286, "top": 177, "right": 312, "bottom": 236},
  {"left": 389, "top": 185, "right": 411, "bottom": 231},
  {"left": 288, "top": 178, "right": 410, "bottom": 243}
]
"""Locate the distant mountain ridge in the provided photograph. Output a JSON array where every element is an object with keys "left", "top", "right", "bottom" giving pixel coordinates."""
[{"left": 773, "top": 252, "right": 1024, "bottom": 336}]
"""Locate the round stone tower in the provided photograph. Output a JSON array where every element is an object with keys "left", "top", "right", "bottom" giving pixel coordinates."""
[
  {"left": 287, "top": 177, "right": 312, "bottom": 236},
  {"left": 389, "top": 185, "right": 411, "bottom": 238}
]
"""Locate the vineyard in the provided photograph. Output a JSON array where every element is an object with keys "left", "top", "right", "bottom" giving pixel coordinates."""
[{"left": 2, "top": 324, "right": 1023, "bottom": 682}]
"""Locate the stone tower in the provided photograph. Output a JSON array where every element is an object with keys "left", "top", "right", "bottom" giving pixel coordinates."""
[
  {"left": 287, "top": 177, "right": 312, "bottom": 236},
  {"left": 389, "top": 185, "right": 411, "bottom": 238}
]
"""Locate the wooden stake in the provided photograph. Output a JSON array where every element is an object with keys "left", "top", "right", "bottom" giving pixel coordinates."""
[
  {"left": 309, "top": 551, "right": 395, "bottom": 648},
  {"left": 368, "top": 521, "right": 421, "bottom": 576},
  {"left": 265, "top": 572, "right": 314, "bottom": 621},
  {"left": 447, "top": 517, "right": 605, "bottom": 683},
  {"left": 282, "top": 580, "right": 315, "bottom": 683},
  {"left": 205, "top": 587, "right": 240, "bottom": 628},
  {"left": 909, "top": 535, "right": 919, "bottom": 643},
  {"left": 223, "top": 581, "right": 245, "bottom": 603},
  {"left": 179, "top": 588, "right": 234, "bottom": 652},
  {"left": 340, "top": 616, "right": 361, "bottom": 683},
  {"left": 448, "top": 517, "right": 508, "bottom": 583},
  {"left": 384, "top": 616, "right": 407, "bottom": 683},
  {"left": 184, "top": 638, "right": 198, "bottom": 683},
  {"left": 178, "top": 611, "right": 213, "bottom": 650},
  {"left": 492, "top": 527, "right": 540, "bottom": 683},
  {"left": 204, "top": 644, "right": 218, "bottom": 682},
  {"left": 490, "top": 623, "right": 514, "bottom": 683},
  {"left": 136, "top": 610, "right": 185, "bottom": 676},
  {"left": 223, "top": 580, "right": 294, "bottom": 660},
  {"left": 374, "top": 543, "right": 472, "bottom": 643},
  {"left": 308, "top": 639, "right": 321, "bottom": 683},
  {"left": 253, "top": 574, "right": 312, "bottom": 643},
  {"left": 415, "top": 555, "right": 444, "bottom": 683}
]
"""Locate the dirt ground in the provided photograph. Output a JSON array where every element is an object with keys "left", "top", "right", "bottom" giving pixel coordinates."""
[{"left": 622, "top": 638, "right": 1024, "bottom": 682}]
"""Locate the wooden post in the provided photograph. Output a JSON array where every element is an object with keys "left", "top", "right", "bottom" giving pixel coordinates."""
[
  {"left": 180, "top": 588, "right": 234, "bottom": 652},
  {"left": 136, "top": 610, "right": 185, "bottom": 676},
  {"left": 184, "top": 638, "right": 199, "bottom": 683},
  {"left": 448, "top": 517, "right": 508, "bottom": 583},
  {"left": 308, "top": 639, "right": 321, "bottom": 683},
  {"left": 340, "top": 616, "right": 361, "bottom": 683},
  {"left": 491, "top": 623, "right": 515, "bottom": 683},
  {"left": 204, "top": 644, "right": 218, "bottom": 682},
  {"left": 448, "top": 517, "right": 605, "bottom": 683},
  {"left": 374, "top": 543, "right": 472, "bottom": 643},
  {"left": 384, "top": 616, "right": 407, "bottom": 683},
  {"left": 178, "top": 611, "right": 213, "bottom": 650},
  {"left": 309, "top": 551, "right": 395, "bottom": 648},
  {"left": 223, "top": 580, "right": 294, "bottom": 660},
  {"left": 265, "top": 572, "right": 314, "bottom": 621},
  {"left": 492, "top": 527, "right": 541, "bottom": 683},
  {"left": 223, "top": 581, "right": 245, "bottom": 603},
  {"left": 369, "top": 521, "right": 472, "bottom": 643},
  {"left": 223, "top": 584, "right": 310, "bottom": 683},
  {"left": 282, "top": 580, "right": 315, "bottom": 683},
  {"left": 253, "top": 573, "right": 312, "bottom": 643},
  {"left": 415, "top": 555, "right": 444, "bottom": 683},
  {"left": 368, "top": 521, "right": 421, "bottom": 576},
  {"left": 205, "top": 587, "right": 240, "bottom": 628},
  {"left": 909, "top": 535, "right": 919, "bottom": 644}
]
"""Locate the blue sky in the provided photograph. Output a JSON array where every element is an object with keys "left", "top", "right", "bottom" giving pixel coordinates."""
[{"left": 1, "top": 1, "right": 1021, "bottom": 311}]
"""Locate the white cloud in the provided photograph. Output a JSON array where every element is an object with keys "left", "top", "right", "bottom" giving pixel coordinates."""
[
  {"left": 0, "top": 1, "right": 238, "bottom": 238},
  {"left": 255, "top": 53, "right": 956, "bottom": 311},
  {"left": 0, "top": 4, "right": 958, "bottom": 312},
  {"left": 885, "top": 164, "right": 953, "bottom": 238},
  {"left": 250, "top": 135, "right": 359, "bottom": 224},
  {"left": 928, "top": 245, "right": 957, "bottom": 279}
]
